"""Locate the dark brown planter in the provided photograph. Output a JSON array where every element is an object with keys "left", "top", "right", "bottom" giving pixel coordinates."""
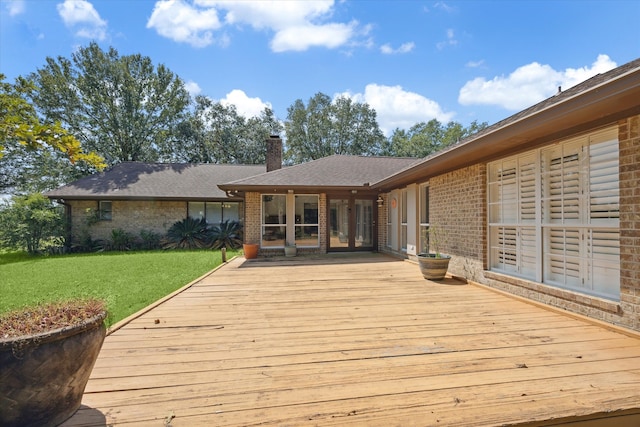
[
  {"left": 0, "top": 311, "right": 107, "bottom": 427},
  {"left": 417, "top": 253, "right": 451, "bottom": 281}
]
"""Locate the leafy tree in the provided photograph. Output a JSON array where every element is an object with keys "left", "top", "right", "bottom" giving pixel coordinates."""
[
  {"left": 382, "top": 119, "right": 488, "bottom": 158},
  {"left": 0, "top": 193, "right": 65, "bottom": 254},
  {"left": 284, "top": 92, "right": 385, "bottom": 164},
  {"left": 172, "top": 96, "right": 282, "bottom": 164},
  {"left": 27, "top": 43, "right": 190, "bottom": 165},
  {"left": 0, "top": 75, "right": 105, "bottom": 193}
]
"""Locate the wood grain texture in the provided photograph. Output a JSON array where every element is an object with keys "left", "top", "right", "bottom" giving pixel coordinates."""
[{"left": 62, "top": 254, "right": 640, "bottom": 426}]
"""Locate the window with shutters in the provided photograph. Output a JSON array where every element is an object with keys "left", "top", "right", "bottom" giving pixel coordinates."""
[{"left": 488, "top": 127, "right": 619, "bottom": 300}]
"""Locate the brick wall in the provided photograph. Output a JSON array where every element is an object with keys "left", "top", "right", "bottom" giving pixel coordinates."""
[
  {"left": 68, "top": 199, "right": 187, "bottom": 242},
  {"left": 429, "top": 164, "right": 486, "bottom": 280},
  {"left": 619, "top": 114, "right": 640, "bottom": 331}
]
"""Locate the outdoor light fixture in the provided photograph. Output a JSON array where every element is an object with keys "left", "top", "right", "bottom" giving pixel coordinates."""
[{"left": 376, "top": 196, "right": 384, "bottom": 206}]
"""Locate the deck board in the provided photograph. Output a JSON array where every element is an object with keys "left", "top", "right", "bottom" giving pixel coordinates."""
[{"left": 63, "top": 254, "right": 640, "bottom": 426}]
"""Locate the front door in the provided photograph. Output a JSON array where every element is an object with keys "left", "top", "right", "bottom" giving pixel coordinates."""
[{"left": 328, "top": 197, "right": 375, "bottom": 251}]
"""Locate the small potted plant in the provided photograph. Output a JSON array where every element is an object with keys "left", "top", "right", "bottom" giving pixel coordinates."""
[
  {"left": 0, "top": 299, "right": 107, "bottom": 427},
  {"left": 417, "top": 225, "right": 451, "bottom": 281}
]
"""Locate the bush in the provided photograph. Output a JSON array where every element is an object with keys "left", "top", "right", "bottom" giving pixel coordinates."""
[
  {"left": 139, "top": 229, "right": 162, "bottom": 250},
  {"left": 210, "top": 220, "right": 243, "bottom": 250},
  {"left": 0, "top": 194, "right": 64, "bottom": 254},
  {"left": 162, "top": 217, "right": 212, "bottom": 249},
  {"left": 108, "top": 228, "right": 134, "bottom": 251}
]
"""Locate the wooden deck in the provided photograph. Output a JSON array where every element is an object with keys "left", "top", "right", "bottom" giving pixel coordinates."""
[{"left": 63, "top": 253, "right": 640, "bottom": 426}]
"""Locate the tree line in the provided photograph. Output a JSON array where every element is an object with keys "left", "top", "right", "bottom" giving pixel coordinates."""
[{"left": 1, "top": 42, "right": 487, "bottom": 195}]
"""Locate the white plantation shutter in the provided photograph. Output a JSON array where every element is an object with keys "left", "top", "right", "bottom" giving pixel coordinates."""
[
  {"left": 489, "top": 126, "right": 620, "bottom": 300},
  {"left": 519, "top": 156, "right": 536, "bottom": 223},
  {"left": 588, "top": 132, "right": 619, "bottom": 223}
]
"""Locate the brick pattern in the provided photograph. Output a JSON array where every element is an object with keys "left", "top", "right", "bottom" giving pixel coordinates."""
[
  {"left": 429, "top": 164, "right": 487, "bottom": 279},
  {"left": 619, "top": 114, "right": 640, "bottom": 331},
  {"left": 377, "top": 194, "right": 388, "bottom": 249},
  {"left": 244, "top": 192, "right": 262, "bottom": 245},
  {"left": 68, "top": 200, "right": 186, "bottom": 242}
]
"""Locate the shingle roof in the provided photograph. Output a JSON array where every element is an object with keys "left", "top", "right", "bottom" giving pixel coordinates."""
[
  {"left": 219, "top": 155, "right": 421, "bottom": 190},
  {"left": 45, "top": 162, "right": 265, "bottom": 200}
]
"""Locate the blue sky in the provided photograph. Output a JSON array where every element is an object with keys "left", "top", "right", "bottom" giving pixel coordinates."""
[{"left": 1, "top": 0, "right": 639, "bottom": 136}]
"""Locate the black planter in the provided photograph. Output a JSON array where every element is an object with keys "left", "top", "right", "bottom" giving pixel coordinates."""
[
  {"left": 0, "top": 311, "right": 107, "bottom": 427},
  {"left": 417, "top": 253, "right": 451, "bottom": 281}
]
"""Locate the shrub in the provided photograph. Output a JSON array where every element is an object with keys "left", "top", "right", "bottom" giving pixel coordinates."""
[
  {"left": 210, "top": 220, "right": 243, "bottom": 250},
  {"left": 109, "top": 228, "right": 134, "bottom": 251},
  {"left": 162, "top": 217, "right": 212, "bottom": 249},
  {"left": 0, "top": 194, "right": 64, "bottom": 254},
  {"left": 139, "top": 229, "right": 162, "bottom": 250}
]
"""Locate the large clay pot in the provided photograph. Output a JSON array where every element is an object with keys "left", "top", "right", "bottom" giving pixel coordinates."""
[
  {"left": 417, "top": 253, "right": 451, "bottom": 281},
  {"left": 0, "top": 311, "right": 107, "bottom": 427},
  {"left": 243, "top": 243, "right": 259, "bottom": 259}
]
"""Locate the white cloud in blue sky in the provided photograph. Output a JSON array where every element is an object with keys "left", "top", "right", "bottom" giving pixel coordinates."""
[
  {"left": 1, "top": 1, "right": 638, "bottom": 134},
  {"left": 459, "top": 54, "right": 617, "bottom": 111},
  {"left": 57, "top": 0, "right": 107, "bottom": 41},
  {"left": 4, "top": 0, "right": 25, "bottom": 16}
]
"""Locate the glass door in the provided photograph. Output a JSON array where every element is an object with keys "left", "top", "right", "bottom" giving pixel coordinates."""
[{"left": 329, "top": 197, "right": 375, "bottom": 251}]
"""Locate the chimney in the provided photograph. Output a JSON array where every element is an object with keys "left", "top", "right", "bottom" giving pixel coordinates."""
[{"left": 266, "top": 135, "right": 283, "bottom": 172}]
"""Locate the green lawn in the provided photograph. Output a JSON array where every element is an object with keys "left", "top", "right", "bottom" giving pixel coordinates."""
[{"left": 0, "top": 250, "right": 237, "bottom": 327}]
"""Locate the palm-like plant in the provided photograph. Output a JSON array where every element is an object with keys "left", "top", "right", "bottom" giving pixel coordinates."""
[
  {"left": 210, "top": 220, "right": 243, "bottom": 250},
  {"left": 162, "top": 217, "right": 212, "bottom": 249}
]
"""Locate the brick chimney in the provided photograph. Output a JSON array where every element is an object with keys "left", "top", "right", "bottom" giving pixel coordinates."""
[{"left": 266, "top": 135, "right": 283, "bottom": 172}]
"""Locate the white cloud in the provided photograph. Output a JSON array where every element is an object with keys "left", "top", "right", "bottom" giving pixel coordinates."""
[
  {"left": 147, "top": 0, "right": 221, "bottom": 48},
  {"left": 184, "top": 81, "right": 202, "bottom": 97},
  {"left": 148, "top": 0, "right": 365, "bottom": 51},
  {"left": 458, "top": 54, "right": 617, "bottom": 111},
  {"left": 338, "top": 84, "right": 455, "bottom": 136},
  {"left": 5, "top": 0, "right": 25, "bottom": 16},
  {"left": 57, "top": 0, "right": 107, "bottom": 40},
  {"left": 436, "top": 28, "right": 457, "bottom": 50},
  {"left": 380, "top": 42, "right": 415, "bottom": 55},
  {"left": 220, "top": 89, "right": 272, "bottom": 118}
]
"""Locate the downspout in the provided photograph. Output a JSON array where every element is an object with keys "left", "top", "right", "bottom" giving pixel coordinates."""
[{"left": 56, "top": 199, "right": 72, "bottom": 252}]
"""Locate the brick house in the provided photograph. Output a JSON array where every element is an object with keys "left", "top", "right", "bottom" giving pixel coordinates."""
[
  {"left": 221, "top": 58, "right": 640, "bottom": 331},
  {"left": 45, "top": 162, "right": 265, "bottom": 242},
  {"left": 46, "top": 58, "right": 639, "bottom": 331}
]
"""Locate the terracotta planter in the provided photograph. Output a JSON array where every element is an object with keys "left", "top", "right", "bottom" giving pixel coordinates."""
[
  {"left": 417, "top": 254, "right": 451, "bottom": 281},
  {"left": 243, "top": 243, "right": 259, "bottom": 259},
  {"left": 0, "top": 311, "right": 107, "bottom": 427}
]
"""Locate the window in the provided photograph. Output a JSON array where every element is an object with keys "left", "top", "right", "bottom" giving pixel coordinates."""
[
  {"left": 261, "top": 195, "right": 286, "bottom": 247},
  {"left": 99, "top": 201, "right": 112, "bottom": 221},
  {"left": 419, "top": 185, "right": 429, "bottom": 253},
  {"left": 188, "top": 202, "right": 242, "bottom": 224},
  {"left": 294, "top": 195, "right": 319, "bottom": 247},
  {"left": 488, "top": 127, "right": 620, "bottom": 300}
]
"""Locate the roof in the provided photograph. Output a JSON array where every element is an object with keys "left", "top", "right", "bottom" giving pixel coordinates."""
[
  {"left": 218, "top": 155, "right": 420, "bottom": 192},
  {"left": 372, "top": 57, "right": 640, "bottom": 190},
  {"left": 45, "top": 162, "right": 266, "bottom": 201}
]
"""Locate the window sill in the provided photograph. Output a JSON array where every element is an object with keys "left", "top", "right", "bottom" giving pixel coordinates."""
[{"left": 483, "top": 271, "right": 622, "bottom": 315}]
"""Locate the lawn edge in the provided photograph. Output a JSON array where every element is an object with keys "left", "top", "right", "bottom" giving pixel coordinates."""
[{"left": 106, "top": 256, "right": 238, "bottom": 335}]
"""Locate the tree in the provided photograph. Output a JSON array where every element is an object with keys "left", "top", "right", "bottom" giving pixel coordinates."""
[
  {"left": 0, "top": 75, "right": 105, "bottom": 193},
  {"left": 382, "top": 119, "right": 488, "bottom": 158},
  {"left": 0, "top": 193, "right": 64, "bottom": 254},
  {"left": 284, "top": 92, "right": 385, "bottom": 164},
  {"left": 27, "top": 43, "right": 190, "bottom": 165},
  {"left": 172, "top": 96, "right": 283, "bottom": 164}
]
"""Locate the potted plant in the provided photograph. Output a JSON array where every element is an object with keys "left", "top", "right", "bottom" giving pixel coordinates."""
[
  {"left": 284, "top": 242, "right": 297, "bottom": 257},
  {"left": 417, "top": 225, "right": 451, "bottom": 281},
  {"left": 0, "top": 299, "right": 107, "bottom": 427}
]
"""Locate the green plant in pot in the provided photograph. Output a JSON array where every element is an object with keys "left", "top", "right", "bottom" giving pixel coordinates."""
[
  {"left": 0, "top": 299, "right": 107, "bottom": 427},
  {"left": 417, "top": 225, "right": 451, "bottom": 281}
]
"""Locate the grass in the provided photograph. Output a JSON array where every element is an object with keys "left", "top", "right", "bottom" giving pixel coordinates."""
[{"left": 0, "top": 249, "right": 238, "bottom": 328}]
